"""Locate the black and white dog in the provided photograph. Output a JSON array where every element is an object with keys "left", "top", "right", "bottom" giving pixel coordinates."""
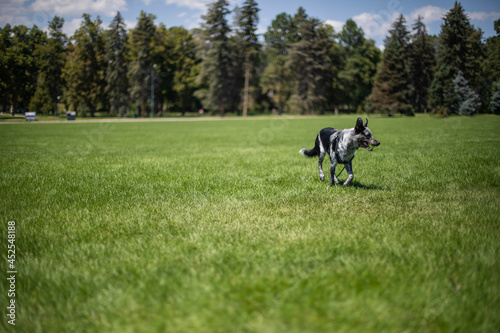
[{"left": 300, "top": 117, "right": 380, "bottom": 186}]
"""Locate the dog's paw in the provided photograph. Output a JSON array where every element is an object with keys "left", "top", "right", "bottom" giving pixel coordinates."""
[{"left": 320, "top": 175, "right": 325, "bottom": 181}]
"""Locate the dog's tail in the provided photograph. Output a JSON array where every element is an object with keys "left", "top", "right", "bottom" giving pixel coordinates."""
[{"left": 299, "top": 147, "right": 318, "bottom": 157}]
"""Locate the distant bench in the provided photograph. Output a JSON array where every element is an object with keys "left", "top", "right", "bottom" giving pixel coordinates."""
[
  {"left": 25, "top": 112, "right": 36, "bottom": 121},
  {"left": 66, "top": 111, "right": 76, "bottom": 121}
]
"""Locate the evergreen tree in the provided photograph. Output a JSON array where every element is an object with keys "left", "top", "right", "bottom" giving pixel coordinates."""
[
  {"left": 484, "top": 19, "right": 500, "bottom": 110},
  {"left": 490, "top": 80, "right": 500, "bottom": 114},
  {"left": 408, "top": 16, "right": 435, "bottom": 113},
  {"left": 198, "top": 0, "right": 233, "bottom": 116},
  {"left": 288, "top": 16, "right": 333, "bottom": 114},
  {"left": 428, "top": 2, "right": 484, "bottom": 113},
  {"left": 0, "top": 24, "right": 13, "bottom": 112},
  {"left": 9, "top": 25, "right": 46, "bottom": 112},
  {"left": 63, "top": 14, "right": 106, "bottom": 117},
  {"left": 261, "top": 13, "right": 296, "bottom": 114},
  {"left": 337, "top": 19, "right": 381, "bottom": 113},
  {"left": 30, "top": 16, "right": 67, "bottom": 115},
  {"left": 452, "top": 70, "right": 480, "bottom": 115},
  {"left": 105, "top": 12, "right": 129, "bottom": 116},
  {"left": 128, "top": 11, "right": 156, "bottom": 117},
  {"left": 235, "top": 0, "right": 260, "bottom": 117},
  {"left": 368, "top": 14, "right": 413, "bottom": 116},
  {"left": 155, "top": 26, "right": 200, "bottom": 115}
]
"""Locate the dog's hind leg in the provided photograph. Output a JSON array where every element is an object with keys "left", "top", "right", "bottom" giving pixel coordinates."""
[
  {"left": 329, "top": 157, "right": 340, "bottom": 186},
  {"left": 342, "top": 162, "right": 354, "bottom": 186},
  {"left": 317, "top": 134, "right": 326, "bottom": 181}
]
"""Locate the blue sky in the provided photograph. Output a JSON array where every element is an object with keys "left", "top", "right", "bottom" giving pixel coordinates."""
[{"left": 1, "top": 0, "right": 499, "bottom": 49}]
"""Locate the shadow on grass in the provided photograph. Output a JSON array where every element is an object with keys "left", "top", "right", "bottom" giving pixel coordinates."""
[{"left": 347, "top": 180, "right": 387, "bottom": 190}]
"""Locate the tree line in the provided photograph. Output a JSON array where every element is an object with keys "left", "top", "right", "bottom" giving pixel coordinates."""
[{"left": 1, "top": 0, "right": 499, "bottom": 117}]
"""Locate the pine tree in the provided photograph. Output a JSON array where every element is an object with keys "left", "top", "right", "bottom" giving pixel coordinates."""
[
  {"left": 236, "top": 0, "right": 260, "bottom": 117},
  {"left": 490, "top": 80, "right": 500, "bottom": 114},
  {"left": 408, "top": 16, "right": 435, "bottom": 113},
  {"left": 8, "top": 25, "right": 46, "bottom": 112},
  {"left": 128, "top": 11, "right": 156, "bottom": 117},
  {"left": 105, "top": 12, "right": 129, "bottom": 116},
  {"left": 368, "top": 14, "right": 413, "bottom": 116},
  {"left": 63, "top": 14, "right": 106, "bottom": 117},
  {"left": 452, "top": 70, "right": 480, "bottom": 115},
  {"left": 198, "top": 0, "right": 233, "bottom": 116},
  {"left": 288, "top": 16, "right": 333, "bottom": 114},
  {"left": 428, "top": 2, "right": 484, "bottom": 113},
  {"left": 261, "top": 13, "right": 296, "bottom": 114},
  {"left": 337, "top": 19, "right": 381, "bottom": 113},
  {"left": 31, "top": 16, "right": 67, "bottom": 115},
  {"left": 0, "top": 25, "right": 13, "bottom": 112}
]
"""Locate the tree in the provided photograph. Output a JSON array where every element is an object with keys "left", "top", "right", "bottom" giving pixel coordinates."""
[
  {"left": 0, "top": 24, "right": 13, "bottom": 112},
  {"left": 105, "top": 12, "right": 129, "bottom": 116},
  {"left": 155, "top": 26, "right": 200, "bottom": 115},
  {"left": 428, "top": 2, "right": 484, "bottom": 113},
  {"left": 452, "top": 70, "right": 480, "bottom": 115},
  {"left": 128, "top": 11, "right": 156, "bottom": 117},
  {"left": 407, "top": 16, "right": 435, "bottom": 113},
  {"left": 261, "top": 13, "right": 297, "bottom": 114},
  {"left": 6, "top": 25, "right": 46, "bottom": 112},
  {"left": 30, "top": 16, "right": 67, "bottom": 115},
  {"left": 235, "top": 0, "right": 260, "bottom": 117},
  {"left": 336, "top": 19, "right": 381, "bottom": 113},
  {"left": 490, "top": 80, "right": 500, "bottom": 114},
  {"left": 63, "top": 14, "right": 106, "bottom": 116},
  {"left": 368, "top": 14, "right": 413, "bottom": 116},
  {"left": 288, "top": 15, "right": 333, "bottom": 114},
  {"left": 198, "top": 0, "right": 233, "bottom": 116}
]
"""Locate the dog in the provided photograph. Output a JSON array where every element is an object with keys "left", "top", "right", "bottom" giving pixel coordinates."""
[{"left": 300, "top": 117, "right": 380, "bottom": 186}]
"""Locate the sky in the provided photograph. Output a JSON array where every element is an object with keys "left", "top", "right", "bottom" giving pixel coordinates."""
[{"left": 1, "top": 0, "right": 499, "bottom": 49}]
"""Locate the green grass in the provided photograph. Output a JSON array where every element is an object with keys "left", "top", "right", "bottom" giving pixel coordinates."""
[{"left": 1, "top": 115, "right": 499, "bottom": 332}]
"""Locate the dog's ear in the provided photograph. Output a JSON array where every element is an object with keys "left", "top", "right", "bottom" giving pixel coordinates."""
[
  {"left": 364, "top": 118, "right": 368, "bottom": 128},
  {"left": 355, "top": 117, "right": 364, "bottom": 133}
]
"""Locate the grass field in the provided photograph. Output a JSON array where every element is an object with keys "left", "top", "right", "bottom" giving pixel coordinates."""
[{"left": 1, "top": 115, "right": 499, "bottom": 332}]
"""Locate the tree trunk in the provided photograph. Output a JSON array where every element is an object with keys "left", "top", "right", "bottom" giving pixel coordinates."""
[
  {"left": 243, "top": 61, "right": 250, "bottom": 118},
  {"left": 220, "top": 100, "right": 224, "bottom": 117}
]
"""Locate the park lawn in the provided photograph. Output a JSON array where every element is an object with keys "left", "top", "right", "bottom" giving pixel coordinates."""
[{"left": 0, "top": 115, "right": 499, "bottom": 332}]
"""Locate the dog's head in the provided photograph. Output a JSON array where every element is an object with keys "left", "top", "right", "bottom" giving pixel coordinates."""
[{"left": 354, "top": 117, "right": 380, "bottom": 151}]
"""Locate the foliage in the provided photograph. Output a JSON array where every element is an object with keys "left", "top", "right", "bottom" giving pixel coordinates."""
[
  {"left": 128, "top": 11, "right": 156, "bottom": 117},
  {"left": 105, "top": 12, "right": 129, "bottom": 117},
  {"left": 235, "top": 0, "right": 260, "bottom": 117},
  {"left": 62, "top": 14, "right": 106, "bottom": 116},
  {"left": 429, "top": 1, "right": 484, "bottom": 113},
  {"left": 337, "top": 19, "right": 381, "bottom": 113},
  {"left": 490, "top": 80, "right": 500, "bottom": 114},
  {"left": 30, "top": 17, "right": 67, "bottom": 114},
  {"left": 451, "top": 70, "right": 480, "bottom": 115},
  {"left": 368, "top": 14, "right": 413, "bottom": 116},
  {"left": 407, "top": 16, "right": 435, "bottom": 113},
  {"left": 198, "top": 0, "right": 233, "bottom": 116},
  {"left": 0, "top": 1, "right": 497, "bottom": 116},
  {"left": 288, "top": 14, "right": 333, "bottom": 114}
]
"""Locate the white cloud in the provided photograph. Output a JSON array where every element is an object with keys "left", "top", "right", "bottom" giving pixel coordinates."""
[
  {"left": 468, "top": 11, "right": 500, "bottom": 21},
  {"left": 352, "top": 11, "right": 399, "bottom": 41},
  {"left": 165, "top": 0, "right": 212, "bottom": 12},
  {"left": 0, "top": 0, "right": 33, "bottom": 26},
  {"left": 30, "top": 0, "right": 127, "bottom": 18},
  {"left": 62, "top": 17, "right": 83, "bottom": 36},
  {"left": 141, "top": 0, "right": 153, "bottom": 5},
  {"left": 124, "top": 19, "right": 137, "bottom": 30},
  {"left": 324, "top": 19, "right": 344, "bottom": 33},
  {"left": 409, "top": 5, "right": 447, "bottom": 26},
  {"left": 178, "top": 12, "right": 187, "bottom": 18}
]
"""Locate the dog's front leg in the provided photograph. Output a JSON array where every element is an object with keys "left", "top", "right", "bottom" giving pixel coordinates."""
[
  {"left": 343, "top": 162, "right": 354, "bottom": 186},
  {"left": 329, "top": 158, "right": 340, "bottom": 185}
]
